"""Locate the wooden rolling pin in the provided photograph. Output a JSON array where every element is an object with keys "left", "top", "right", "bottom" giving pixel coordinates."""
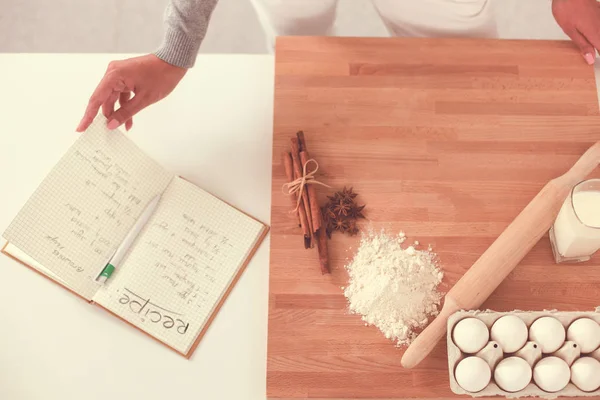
[{"left": 401, "top": 141, "right": 600, "bottom": 369}]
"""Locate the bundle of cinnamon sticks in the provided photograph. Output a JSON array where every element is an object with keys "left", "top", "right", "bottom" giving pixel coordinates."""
[{"left": 282, "top": 131, "right": 329, "bottom": 274}]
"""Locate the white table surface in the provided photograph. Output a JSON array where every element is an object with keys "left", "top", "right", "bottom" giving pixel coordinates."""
[{"left": 0, "top": 54, "right": 274, "bottom": 400}]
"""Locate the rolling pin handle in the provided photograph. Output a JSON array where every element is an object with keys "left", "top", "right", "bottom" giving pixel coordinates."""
[{"left": 401, "top": 296, "right": 458, "bottom": 369}]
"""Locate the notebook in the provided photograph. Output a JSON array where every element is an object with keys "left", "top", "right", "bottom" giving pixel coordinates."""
[{"left": 2, "top": 115, "right": 268, "bottom": 358}]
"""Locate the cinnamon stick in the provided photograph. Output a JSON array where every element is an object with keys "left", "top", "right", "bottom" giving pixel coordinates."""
[
  {"left": 290, "top": 138, "right": 315, "bottom": 243},
  {"left": 297, "top": 131, "right": 321, "bottom": 232},
  {"left": 298, "top": 132, "right": 329, "bottom": 272},
  {"left": 316, "top": 228, "right": 330, "bottom": 274},
  {"left": 297, "top": 130, "right": 307, "bottom": 151},
  {"left": 282, "top": 151, "right": 301, "bottom": 228},
  {"left": 282, "top": 151, "right": 311, "bottom": 248},
  {"left": 299, "top": 150, "right": 321, "bottom": 232}
]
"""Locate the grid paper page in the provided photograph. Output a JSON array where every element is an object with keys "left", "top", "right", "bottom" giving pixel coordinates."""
[
  {"left": 93, "top": 176, "right": 265, "bottom": 354},
  {"left": 3, "top": 115, "right": 173, "bottom": 300}
]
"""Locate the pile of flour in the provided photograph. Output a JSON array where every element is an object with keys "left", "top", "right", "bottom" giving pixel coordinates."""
[{"left": 343, "top": 230, "right": 444, "bottom": 346}]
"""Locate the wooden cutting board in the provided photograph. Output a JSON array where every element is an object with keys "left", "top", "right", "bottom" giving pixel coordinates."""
[{"left": 268, "top": 37, "right": 600, "bottom": 400}]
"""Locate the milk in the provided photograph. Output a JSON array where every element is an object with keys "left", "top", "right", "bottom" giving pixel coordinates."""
[{"left": 552, "top": 190, "right": 600, "bottom": 259}]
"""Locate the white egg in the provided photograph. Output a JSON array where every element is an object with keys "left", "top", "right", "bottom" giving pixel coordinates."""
[
  {"left": 494, "top": 356, "right": 532, "bottom": 392},
  {"left": 455, "top": 356, "right": 491, "bottom": 393},
  {"left": 453, "top": 318, "right": 489, "bottom": 354},
  {"left": 491, "top": 315, "right": 528, "bottom": 353},
  {"left": 533, "top": 356, "right": 571, "bottom": 393},
  {"left": 567, "top": 318, "right": 600, "bottom": 354},
  {"left": 571, "top": 357, "right": 600, "bottom": 392},
  {"left": 529, "top": 317, "right": 566, "bottom": 353}
]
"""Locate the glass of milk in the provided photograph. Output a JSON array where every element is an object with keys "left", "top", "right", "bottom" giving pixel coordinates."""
[{"left": 550, "top": 179, "right": 600, "bottom": 263}]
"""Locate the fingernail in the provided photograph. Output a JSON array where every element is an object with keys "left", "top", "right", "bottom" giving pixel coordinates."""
[
  {"left": 107, "top": 119, "right": 119, "bottom": 130},
  {"left": 584, "top": 53, "right": 595, "bottom": 65}
]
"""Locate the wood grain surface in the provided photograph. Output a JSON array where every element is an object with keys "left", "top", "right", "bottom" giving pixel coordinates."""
[{"left": 268, "top": 37, "right": 600, "bottom": 399}]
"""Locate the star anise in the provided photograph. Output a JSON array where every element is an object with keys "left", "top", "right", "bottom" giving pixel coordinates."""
[
  {"left": 321, "top": 187, "right": 366, "bottom": 238},
  {"left": 333, "top": 218, "right": 351, "bottom": 234},
  {"left": 323, "top": 205, "right": 336, "bottom": 220},
  {"left": 348, "top": 204, "right": 366, "bottom": 219},
  {"left": 327, "top": 193, "right": 341, "bottom": 203},
  {"left": 340, "top": 186, "right": 358, "bottom": 201},
  {"left": 347, "top": 220, "right": 359, "bottom": 236},
  {"left": 332, "top": 199, "right": 351, "bottom": 216}
]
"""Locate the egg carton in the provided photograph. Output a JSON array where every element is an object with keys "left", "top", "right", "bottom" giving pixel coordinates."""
[{"left": 447, "top": 309, "right": 600, "bottom": 399}]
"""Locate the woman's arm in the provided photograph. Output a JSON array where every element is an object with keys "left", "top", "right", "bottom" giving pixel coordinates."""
[{"left": 154, "top": 0, "right": 219, "bottom": 68}]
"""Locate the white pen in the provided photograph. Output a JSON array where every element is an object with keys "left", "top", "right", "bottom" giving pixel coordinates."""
[{"left": 96, "top": 194, "right": 161, "bottom": 284}]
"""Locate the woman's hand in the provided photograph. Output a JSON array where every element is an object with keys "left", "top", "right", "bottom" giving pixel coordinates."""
[
  {"left": 553, "top": 0, "right": 600, "bottom": 65},
  {"left": 76, "top": 54, "right": 187, "bottom": 132}
]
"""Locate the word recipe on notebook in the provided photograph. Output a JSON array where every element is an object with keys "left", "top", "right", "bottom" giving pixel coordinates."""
[{"left": 3, "top": 116, "right": 267, "bottom": 357}]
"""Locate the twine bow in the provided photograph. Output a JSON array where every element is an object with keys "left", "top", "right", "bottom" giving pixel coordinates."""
[{"left": 282, "top": 159, "right": 330, "bottom": 212}]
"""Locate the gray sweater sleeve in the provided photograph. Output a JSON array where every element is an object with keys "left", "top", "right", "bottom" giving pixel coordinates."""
[{"left": 154, "top": 0, "right": 219, "bottom": 69}]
